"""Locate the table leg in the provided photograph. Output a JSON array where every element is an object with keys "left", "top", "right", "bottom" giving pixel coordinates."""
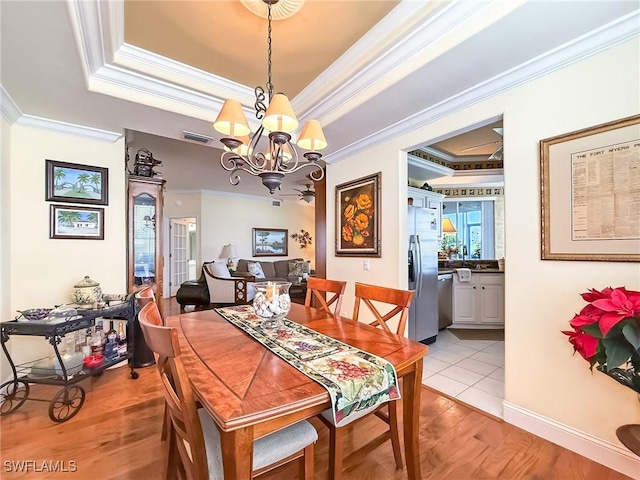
[
  {"left": 402, "top": 360, "right": 423, "bottom": 480},
  {"left": 220, "top": 426, "right": 254, "bottom": 479}
]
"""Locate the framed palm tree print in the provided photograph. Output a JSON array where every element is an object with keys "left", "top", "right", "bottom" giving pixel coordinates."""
[
  {"left": 50, "top": 204, "right": 104, "bottom": 240},
  {"left": 46, "top": 160, "right": 108, "bottom": 205}
]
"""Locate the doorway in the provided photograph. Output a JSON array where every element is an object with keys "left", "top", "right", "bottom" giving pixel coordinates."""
[
  {"left": 407, "top": 117, "right": 505, "bottom": 418},
  {"left": 168, "top": 217, "right": 197, "bottom": 297}
]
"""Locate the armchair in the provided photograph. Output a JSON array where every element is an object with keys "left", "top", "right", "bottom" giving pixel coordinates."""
[
  {"left": 176, "top": 269, "right": 210, "bottom": 313},
  {"left": 202, "top": 262, "right": 256, "bottom": 307}
]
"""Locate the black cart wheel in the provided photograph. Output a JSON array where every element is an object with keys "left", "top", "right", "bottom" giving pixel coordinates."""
[
  {"left": 48, "top": 385, "right": 85, "bottom": 423},
  {"left": 0, "top": 379, "right": 30, "bottom": 415},
  {"left": 130, "top": 370, "right": 139, "bottom": 379}
]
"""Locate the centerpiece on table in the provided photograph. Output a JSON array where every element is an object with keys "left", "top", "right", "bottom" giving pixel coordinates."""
[{"left": 253, "top": 281, "right": 292, "bottom": 329}]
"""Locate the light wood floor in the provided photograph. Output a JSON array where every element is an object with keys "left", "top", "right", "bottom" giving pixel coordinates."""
[{"left": 0, "top": 299, "right": 632, "bottom": 480}]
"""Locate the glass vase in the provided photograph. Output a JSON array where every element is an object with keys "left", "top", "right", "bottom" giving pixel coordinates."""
[{"left": 252, "top": 282, "right": 292, "bottom": 329}]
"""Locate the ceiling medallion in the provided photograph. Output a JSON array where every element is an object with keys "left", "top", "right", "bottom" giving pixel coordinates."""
[
  {"left": 213, "top": 0, "right": 326, "bottom": 194},
  {"left": 239, "top": 0, "right": 305, "bottom": 20}
]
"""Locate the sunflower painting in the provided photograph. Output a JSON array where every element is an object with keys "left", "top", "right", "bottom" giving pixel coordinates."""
[{"left": 335, "top": 173, "right": 381, "bottom": 257}]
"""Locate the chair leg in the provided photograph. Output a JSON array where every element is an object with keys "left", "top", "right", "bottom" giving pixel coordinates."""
[
  {"left": 299, "top": 443, "right": 315, "bottom": 480},
  {"left": 164, "top": 425, "right": 179, "bottom": 480},
  {"left": 388, "top": 402, "right": 404, "bottom": 470},
  {"left": 328, "top": 426, "right": 344, "bottom": 480},
  {"left": 161, "top": 403, "right": 170, "bottom": 441}
]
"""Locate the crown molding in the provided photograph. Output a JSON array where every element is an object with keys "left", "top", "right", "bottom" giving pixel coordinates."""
[
  {"left": 419, "top": 147, "right": 455, "bottom": 163},
  {"left": 114, "top": 43, "right": 255, "bottom": 106},
  {"left": 166, "top": 188, "right": 312, "bottom": 206},
  {"left": 407, "top": 153, "right": 454, "bottom": 177},
  {"left": 326, "top": 11, "right": 640, "bottom": 164},
  {"left": 293, "top": 0, "right": 495, "bottom": 121},
  {"left": 16, "top": 115, "right": 122, "bottom": 143},
  {"left": 0, "top": 85, "right": 22, "bottom": 123},
  {"left": 1, "top": 84, "right": 121, "bottom": 142}
]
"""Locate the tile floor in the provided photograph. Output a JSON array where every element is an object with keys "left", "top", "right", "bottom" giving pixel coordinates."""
[{"left": 422, "top": 329, "right": 505, "bottom": 418}]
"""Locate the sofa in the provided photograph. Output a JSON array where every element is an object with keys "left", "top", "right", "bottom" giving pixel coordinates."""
[
  {"left": 202, "top": 258, "right": 311, "bottom": 307},
  {"left": 235, "top": 258, "right": 309, "bottom": 282}
]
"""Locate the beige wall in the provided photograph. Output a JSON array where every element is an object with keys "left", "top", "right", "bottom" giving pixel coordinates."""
[
  {"left": 5, "top": 125, "right": 126, "bottom": 366},
  {"left": 327, "top": 150, "right": 407, "bottom": 320},
  {"left": 1, "top": 116, "right": 12, "bottom": 379},
  {"left": 327, "top": 38, "right": 640, "bottom": 452},
  {"left": 165, "top": 190, "right": 316, "bottom": 274}
]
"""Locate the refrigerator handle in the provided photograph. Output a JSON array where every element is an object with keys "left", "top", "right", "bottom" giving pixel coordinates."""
[
  {"left": 416, "top": 235, "right": 422, "bottom": 297},
  {"left": 409, "top": 235, "right": 417, "bottom": 283}
]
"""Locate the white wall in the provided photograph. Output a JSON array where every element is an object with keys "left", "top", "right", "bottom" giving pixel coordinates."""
[
  {"left": 166, "top": 190, "right": 315, "bottom": 272},
  {"left": 6, "top": 125, "right": 126, "bottom": 365},
  {"left": 327, "top": 38, "right": 640, "bottom": 470}
]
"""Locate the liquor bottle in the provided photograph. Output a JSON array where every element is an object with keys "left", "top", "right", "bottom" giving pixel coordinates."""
[
  {"left": 91, "top": 320, "right": 105, "bottom": 356},
  {"left": 116, "top": 322, "right": 128, "bottom": 358},
  {"left": 104, "top": 321, "right": 118, "bottom": 360}
]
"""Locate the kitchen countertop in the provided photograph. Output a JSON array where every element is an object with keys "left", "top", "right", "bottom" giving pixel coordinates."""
[{"left": 439, "top": 268, "right": 504, "bottom": 274}]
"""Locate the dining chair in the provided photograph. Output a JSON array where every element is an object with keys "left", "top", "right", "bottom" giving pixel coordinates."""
[
  {"left": 318, "top": 282, "right": 415, "bottom": 478},
  {"left": 134, "top": 285, "right": 172, "bottom": 443},
  {"left": 135, "top": 285, "right": 156, "bottom": 309},
  {"left": 304, "top": 277, "right": 347, "bottom": 316},
  {"left": 137, "top": 302, "right": 318, "bottom": 480}
]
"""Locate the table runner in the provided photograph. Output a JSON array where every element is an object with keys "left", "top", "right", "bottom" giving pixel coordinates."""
[{"left": 215, "top": 306, "right": 400, "bottom": 427}]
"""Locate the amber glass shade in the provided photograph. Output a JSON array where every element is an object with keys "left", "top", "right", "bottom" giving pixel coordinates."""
[{"left": 442, "top": 218, "right": 457, "bottom": 233}]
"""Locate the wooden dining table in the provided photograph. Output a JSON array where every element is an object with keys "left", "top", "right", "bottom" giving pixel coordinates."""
[{"left": 166, "top": 303, "right": 429, "bottom": 479}]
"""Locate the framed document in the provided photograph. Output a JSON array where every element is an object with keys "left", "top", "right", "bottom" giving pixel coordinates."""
[{"left": 540, "top": 114, "right": 640, "bottom": 261}]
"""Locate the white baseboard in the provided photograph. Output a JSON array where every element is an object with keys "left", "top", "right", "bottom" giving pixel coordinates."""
[{"left": 504, "top": 401, "right": 640, "bottom": 479}]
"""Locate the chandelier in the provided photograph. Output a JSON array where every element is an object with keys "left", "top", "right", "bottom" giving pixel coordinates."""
[{"left": 213, "top": 0, "right": 326, "bottom": 194}]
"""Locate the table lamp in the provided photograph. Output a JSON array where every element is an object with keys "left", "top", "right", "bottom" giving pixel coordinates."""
[{"left": 220, "top": 244, "right": 239, "bottom": 269}]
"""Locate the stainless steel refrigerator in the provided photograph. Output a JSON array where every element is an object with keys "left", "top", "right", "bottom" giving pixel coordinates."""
[{"left": 408, "top": 205, "right": 439, "bottom": 344}]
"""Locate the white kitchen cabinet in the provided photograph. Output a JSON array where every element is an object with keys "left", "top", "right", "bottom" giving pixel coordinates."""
[
  {"left": 408, "top": 187, "right": 445, "bottom": 238},
  {"left": 452, "top": 273, "right": 504, "bottom": 326}
]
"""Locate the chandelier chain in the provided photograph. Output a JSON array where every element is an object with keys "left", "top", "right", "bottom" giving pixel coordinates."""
[{"left": 266, "top": 3, "right": 274, "bottom": 100}]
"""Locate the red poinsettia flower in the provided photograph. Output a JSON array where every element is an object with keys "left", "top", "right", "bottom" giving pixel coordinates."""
[
  {"left": 569, "top": 304, "right": 603, "bottom": 329},
  {"left": 592, "top": 288, "right": 640, "bottom": 336},
  {"left": 565, "top": 287, "right": 640, "bottom": 394},
  {"left": 562, "top": 327, "right": 598, "bottom": 360},
  {"left": 580, "top": 287, "right": 614, "bottom": 303}
]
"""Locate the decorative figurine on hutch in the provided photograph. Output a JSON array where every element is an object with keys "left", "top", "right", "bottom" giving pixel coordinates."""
[
  {"left": 72, "top": 275, "right": 102, "bottom": 306},
  {"left": 132, "top": 148, "right": 162, "bottom": 178}
]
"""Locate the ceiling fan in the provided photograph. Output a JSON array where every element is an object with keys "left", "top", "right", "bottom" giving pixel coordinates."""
[
  {"left": 280, "top": 183, "right": 315, "bottom": 203},
  {"left": 460, "top": 127, "right": 503, "bottom": 161}
]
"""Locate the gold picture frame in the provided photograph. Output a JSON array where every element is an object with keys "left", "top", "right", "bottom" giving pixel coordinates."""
[
  {"left": 335, "top": 172, "right": 381, "bottom": 257},
  {"left": 540, "top": 114, "right": 640, "bottom": 261}
]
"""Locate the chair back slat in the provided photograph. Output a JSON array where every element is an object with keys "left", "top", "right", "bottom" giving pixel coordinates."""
[
  {"left": 138, "top": 302, "right": 208, "bottom": 480},
  {"left": 304, "top": 277, "right": 347, "bottom": 316},
  {"left": 135, "top": 285, "right": 156, "bottom": 308},
  {"left": 352, "top": 283, "right": 415, "bottom": 336}
]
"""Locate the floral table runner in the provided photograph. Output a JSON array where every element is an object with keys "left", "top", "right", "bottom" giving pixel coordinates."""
[{"left": 215, "top": 305, "right": 400, "bottom": 427}]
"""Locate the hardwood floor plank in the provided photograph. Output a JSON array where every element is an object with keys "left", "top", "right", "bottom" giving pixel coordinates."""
[{"left": 0, "top": 297, "right": 632, "bottom": 480}]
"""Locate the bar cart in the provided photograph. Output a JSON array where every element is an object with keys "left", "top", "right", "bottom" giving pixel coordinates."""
[{"left": 0, "top": 296, "right": 139, "bottom": 423}]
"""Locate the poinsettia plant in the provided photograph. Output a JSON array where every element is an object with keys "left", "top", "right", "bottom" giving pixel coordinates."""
[{"left": 563, "top": 287, "right": 640, "bottom": 394}]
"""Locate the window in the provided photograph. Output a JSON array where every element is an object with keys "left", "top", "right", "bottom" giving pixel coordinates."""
[{"left": 441, "top": 200, "right": 495, "bottom": 259}]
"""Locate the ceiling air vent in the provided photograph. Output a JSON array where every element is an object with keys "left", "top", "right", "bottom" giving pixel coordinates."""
[
  {"left": 272, "top": 200, "right": 281, "bottom": 207},
  {"left": 182, "top": 130, "right": 215, "bottom": 144}
]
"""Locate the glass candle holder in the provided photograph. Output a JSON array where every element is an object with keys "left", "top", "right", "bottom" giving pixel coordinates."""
[{"left": 252, "top": 281, "right": 292, "bottom": 329}]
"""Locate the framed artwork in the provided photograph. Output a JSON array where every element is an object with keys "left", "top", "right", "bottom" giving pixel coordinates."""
[
  {"left": 335, "top": 172, "right": 381, "bottom": 257},
  {"left": 252, "top": 228, "right": 288, "bottom": 256},
  {"left": 46, "top": 160, "right": 108, "bottom": 205},
  {"left": 540, "top": 114, "right": 640, "bottom": 261},
  {"left": 50, "top": 204, "right": 105, "bottom": 240}
]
